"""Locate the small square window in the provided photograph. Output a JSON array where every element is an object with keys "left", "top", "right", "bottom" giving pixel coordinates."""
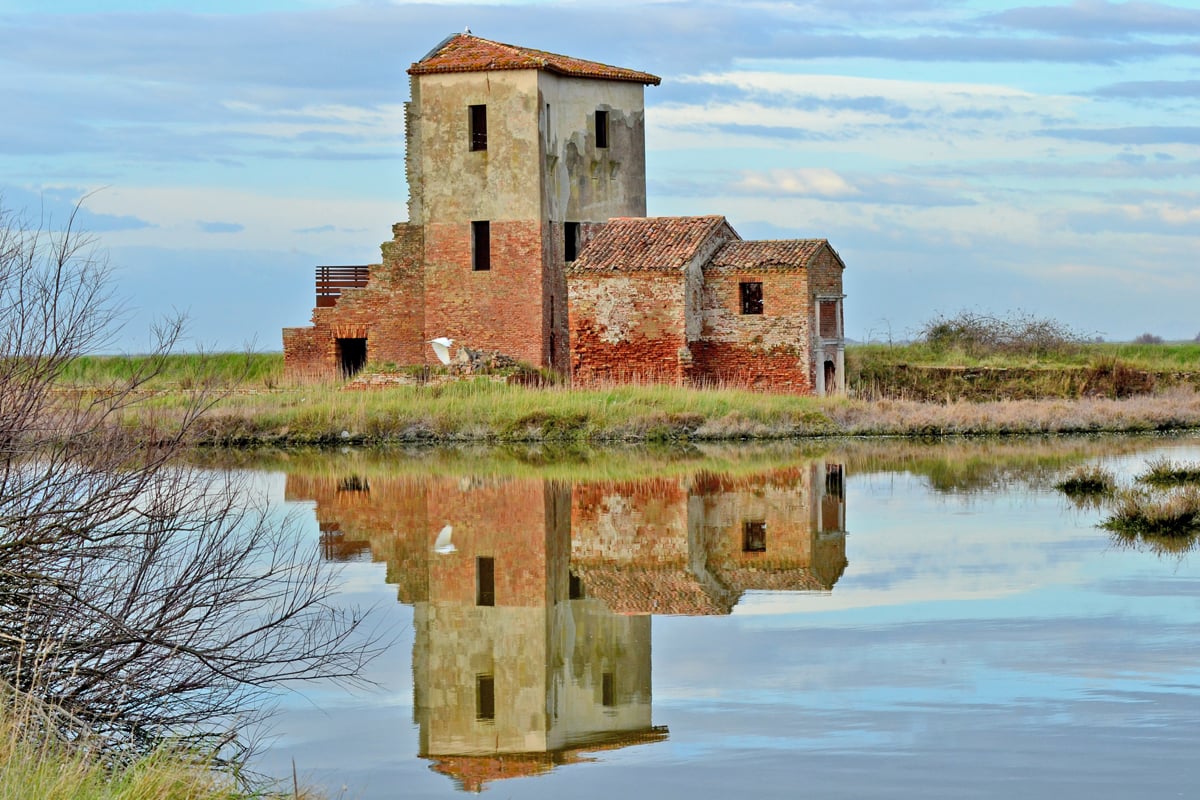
[
  {"left": 472, "top": 221, "right": 490, "bottom": 272},
  {"left": 469, "top": 104, "right": 487, "bottom": 151},
  {"left": 476, "top": 556, "right": 495, "bottom": 606},
  {"left": 476, "top": 674, "right": 495, "bottom": 721},
  {"left": 564, "top": 222, "right": 580, "bottom": 262},
  {"left": 743, "top": 521, "right": 767, "bottom": 552},
  {"left": 595, "top": 109, "right": 608, "bottom": 149},
  {"left": 740, "top": 282, "right": 763, "bottom": 315}
]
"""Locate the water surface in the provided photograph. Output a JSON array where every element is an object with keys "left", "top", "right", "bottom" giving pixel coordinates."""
[{"left": 245, "top": 436, "right": 1200, "bottom": 798}]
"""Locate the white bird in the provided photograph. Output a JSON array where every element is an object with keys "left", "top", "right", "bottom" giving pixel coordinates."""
[
  {"left": 428, "top": 337, "right": 454, "bottom": 365},
  {"left": 464, "top": 25, "right": 472, "bottom": 34},
  {"left": 433, "top": 524, "right": 456, "bottom": 555}
]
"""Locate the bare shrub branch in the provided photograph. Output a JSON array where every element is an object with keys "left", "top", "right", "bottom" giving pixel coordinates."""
[
  {"left": 0, "top": 200, "right": 380, "bottom": 759},
  {"left": 918, "top": 310, "right": 1088, "bottom": 358}
]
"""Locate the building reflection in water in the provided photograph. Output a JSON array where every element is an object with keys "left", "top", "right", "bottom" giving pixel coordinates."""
[{"left": 286, "top": 462, "right": 847, "bottom": 792}]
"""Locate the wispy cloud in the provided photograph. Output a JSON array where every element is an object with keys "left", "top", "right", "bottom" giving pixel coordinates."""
[
  {"left": 1039, "top": 126, "right": 1200, "bottom": 144},
  {"left": 198, "top": 221, "right": 243, "bottom": 234},
  {"left": 979, "top": 1, "right": 1200, "bottom": 37}
]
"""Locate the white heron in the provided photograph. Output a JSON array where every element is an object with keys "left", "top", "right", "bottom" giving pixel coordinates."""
[
  {"left": 433, "top": 524, "right": 456, "bottom": 554},
  {"left": 428, "top": 337, "right": 454, "bottom": 365}
]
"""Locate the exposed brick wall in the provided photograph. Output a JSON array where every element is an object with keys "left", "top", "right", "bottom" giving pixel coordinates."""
[
  {"left": 424, "top": 219, "right": 547, "bottom": 366},
  {"left": 693, "top": 268, "right": 812, "bottom": 391},
  {"left": 567, "top": 274, "right": 688, "bottom": 384},
  {"left": 283, "top": 223, "right": 426, "bottom": 380},
  {"left": 807, "top": 247, "right": 844, "bottom": 297},
  {"left": 283, "top": 472, "right": 431, "bottom": 604}
]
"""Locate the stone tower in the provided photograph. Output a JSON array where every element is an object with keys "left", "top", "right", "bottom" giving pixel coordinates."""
[
  {"left": 407, "top": 34, "right": 660, "bottom": 370},
  {"left": 283, "top": 34, "right": 660, "bottom": 378}
]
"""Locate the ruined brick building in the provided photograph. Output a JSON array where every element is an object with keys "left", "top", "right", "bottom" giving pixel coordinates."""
[{"left": 283, "top": 33, "right": 846, "bottom": 394}]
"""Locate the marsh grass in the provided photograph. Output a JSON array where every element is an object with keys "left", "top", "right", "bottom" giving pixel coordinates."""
[
  {"left": 0, "top": 687, "right": 258, "bottom": 800},
  {"left": 92, "top": 381, "right": 1200, "bottom": 445},
  {"left": 1102, "top": 485, "right": 1200, "bottom": 540},
  {"left": 58, "top": 353, "right": 285, "bottom": 391},
  {"left": 1055, "top": 464, "right": 1117, "bottom": 497},
  {"left": 49, "top": 352, "right": 1200, "bottom": 444},
  {"left": 1136, "top": 456, "right": 1200, "bottom": 487}
]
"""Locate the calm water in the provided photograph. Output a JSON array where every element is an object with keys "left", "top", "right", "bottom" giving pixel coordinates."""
[{"left": 245, "top": 436, "right": 1200, "bottom": 799}]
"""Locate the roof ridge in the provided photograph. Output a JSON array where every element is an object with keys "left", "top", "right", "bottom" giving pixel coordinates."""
[{"left": 410, "top": 33, "right": 661, "bottom": 85}]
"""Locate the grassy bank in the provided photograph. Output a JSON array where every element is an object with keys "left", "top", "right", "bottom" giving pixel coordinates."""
[
  {"left": 848, "top": 342, "right": 1200, "bottom": 401},
  {"left": 55, "top": 351, "right": 1200, "bottom": 445},
  {"left": 0, "top": 690, "right": 312, "bottom": 800}
]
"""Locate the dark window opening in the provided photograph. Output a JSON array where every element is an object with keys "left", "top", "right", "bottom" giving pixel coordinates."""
[
  {"left": 743, "top": 520, "right": 767, "bottom": 553},
  {"left": 602, "top": 671, "right": 615, "bottom": 707},
  {"left": 469, "top": 104, "right": 487, "bottom": 151},
  {"left": 822, "top": 494, "right": 842, "bottom": 534},
  {"left": 820, "top": 300, "right": 839, "bottom": 338},
  {"left": 740, "top": 282, "right": 763, "bottom": 315},
  {"left": 336, "top": 475, "right": 369, "bottom": 493},
  {"left": 549, "top": 295, "right": 557, "bottom": 366},
  {"left": 824, "top": 359, "right": 837, "bottom": 393},
  {"left": 595, "top": 109, "right": 608, "bottom": 149},
  {"left": 476, "top": 556, "right": 495, "bottom": 606},
  {"left": 472, "top": 221, "right": 491, "bottom": 271},
  {"left": 569, "top": 571, "right": 584, "bottom": 600},
  {"left": 476, "top": 674, "right": 495, "bottom": 721},
  {"left": 825, "top": 464, "right": 844, "bottom": 499},
  {"left": 336, "top": 337, "right": 367, "bottom": 378},
  {"left": 564, "top": 221, "right": 580, "bottom": 262}
]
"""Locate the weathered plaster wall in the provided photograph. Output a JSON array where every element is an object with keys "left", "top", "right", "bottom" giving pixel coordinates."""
[
  {"left": 415, "top": 478, "right": 557, "bottom": 756},
  {"left": 571, "top": 479, "right": 691, "bottom": 564},
  {"left": 694, "top": 268, "right": 812, "bottom": 391},
  {"left": 693, "top": 466, "right": 848, "bottom": 590},
  {"left": 567, "top": 273, "right": 688, "bottom": 384},
  {"left": 411, "top": 70, "right": 543, "bottom": 225},
  {"left": 537, "top": 73, "right": 648, "bottom": 225}
]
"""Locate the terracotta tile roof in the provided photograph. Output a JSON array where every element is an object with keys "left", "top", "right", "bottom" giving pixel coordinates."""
[
  {"left": 708, "top": 239, "right": 844, "bottom": 272},
  {"left": 409, "top": 33, "right": 661, "bottom": 85},
  {"left": 569, "top": 216, "right": 735, "bottom": 273},
  {"left": 573, "top": 565, "right": 739, "bottom": 615},
  {"left": 710, "top": 565, "right": 832, "bottom": 592},
  {"left": 428, "top": 727, "right": 668, "bottom": 792}
]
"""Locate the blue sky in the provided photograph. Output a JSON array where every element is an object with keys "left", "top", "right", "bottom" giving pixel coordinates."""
[{"left": 2, "top": 0, "right": 1199, "bottom": 351}]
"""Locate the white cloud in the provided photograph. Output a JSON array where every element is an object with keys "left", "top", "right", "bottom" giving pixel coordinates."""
[{"left": 733, "top": 168, "right": 861, "bottom": 198}]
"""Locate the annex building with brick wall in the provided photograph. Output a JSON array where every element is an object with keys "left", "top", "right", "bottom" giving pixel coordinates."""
[{"left": 282, "top": 33, "right": 847, "bottom": 394}]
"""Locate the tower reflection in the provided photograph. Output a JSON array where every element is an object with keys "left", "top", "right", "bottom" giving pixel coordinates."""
[{"left": 286, "top": 461, "right": 846, "bottom": 792}]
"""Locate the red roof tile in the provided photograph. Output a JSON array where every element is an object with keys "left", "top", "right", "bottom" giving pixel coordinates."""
[
  {"left": 428, "top": 727, "right": 668, "bottom": 792},
  {"left": 573, "top": 565, "right": 739, "bottom": 615},
  {"left": 569, "top": 216, "right": 736, "bottom": 273},
  {"left": 409, "top": 34, "right": 661, "bottom": 85},
  {"left": 708, "top": 239, "right": 844, "bottom": 272}
]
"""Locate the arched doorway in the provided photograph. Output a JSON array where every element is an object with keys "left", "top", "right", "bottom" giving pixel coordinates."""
[{"left": 824, "top": 359, "right": 836, "bottom": 395}]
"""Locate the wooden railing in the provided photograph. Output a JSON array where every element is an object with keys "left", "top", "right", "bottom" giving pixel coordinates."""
[{"left": 315, "top": 265, "right": 370, "bottom": 308}]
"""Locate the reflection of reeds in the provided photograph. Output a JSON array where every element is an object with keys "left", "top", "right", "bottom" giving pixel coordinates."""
[
  {"left": 1103, "top": 486, "right": 1200, "bottom": 540},
  {"left": 1048, "top": 453, "right": 1200, "bottom": 553},
  {"left": 1137, "top": 456, "right": 1200, "bottom": 487},
  {"left": 1055, "top": 464, "right": 1117, "bottom": 498}
]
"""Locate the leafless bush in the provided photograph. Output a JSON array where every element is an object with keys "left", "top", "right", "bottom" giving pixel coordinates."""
[
  {"left": 918, "top": 310, "right": 1088, "bottom": 358},
  {"left": 1133, "top": 332, "right": 1164, "bottom": 345},
  {"left": 0, "top": 201, "right": 378, "bottom": 759}
]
